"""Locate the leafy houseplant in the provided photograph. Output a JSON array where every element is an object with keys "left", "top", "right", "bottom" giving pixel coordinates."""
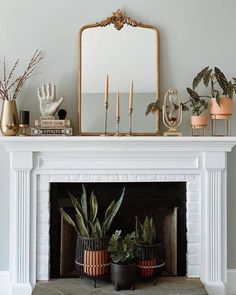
[
  {"left": 135, "top": 216, "right": 161, "bottom": 278},
  {"left": 108, "top": 230, "right": 136, "bottom": 291},
  {"left": 60, "top": 185, "right": 125, "bottom": 277},
  {"left": 0, "top": 50, "right": 43, "bottom": 136}
]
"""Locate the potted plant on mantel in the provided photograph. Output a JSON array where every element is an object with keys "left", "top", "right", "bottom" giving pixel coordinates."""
[
  {"left": 60, "top": 185, "right": 125, "bottom": 280},
  {"left": 108, "top": 230, "right": 136, "bottom": 291},
  {"left": 135, "top": 216, "right": 163, "bottom": 278},
  {"left": 0, "top": 51, "right": 42, "bottom": 136}
]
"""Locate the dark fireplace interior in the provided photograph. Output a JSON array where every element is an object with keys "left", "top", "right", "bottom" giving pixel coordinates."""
[{"left": 49, "top": 182, "right": 186, "bottom": 278}]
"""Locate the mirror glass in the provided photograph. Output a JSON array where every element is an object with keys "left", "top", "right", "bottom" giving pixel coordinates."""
[{"left": 79, "top": 13, "right": 159, "bottom": 134}]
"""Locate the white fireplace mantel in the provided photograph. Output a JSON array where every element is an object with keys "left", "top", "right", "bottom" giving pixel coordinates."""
[{"left": 1, "top": 136, "right": 236, "bottom": 295}]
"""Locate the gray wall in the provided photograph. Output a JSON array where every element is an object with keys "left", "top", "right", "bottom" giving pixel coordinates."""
[{"left": 1, "top": 0, "right": 236, "bottom": 270}]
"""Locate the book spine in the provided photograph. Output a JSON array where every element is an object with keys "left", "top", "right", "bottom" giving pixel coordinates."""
[
  {"left": 35, "top": 119, "right": 71, "bottom": 128},
  {"left": 31, "top": 127, "right": 73, "bottom": 136}
]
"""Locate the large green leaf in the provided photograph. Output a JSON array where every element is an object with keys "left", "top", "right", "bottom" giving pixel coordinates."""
[
  {"left": 89, "top": 192, "right": 98, "bottom": 223},
  {"left": 81, "top": 184, "right": 88, "bottom": 228},
  {"left": 145, "top": 100, "right": 160, "bottom": 116},
  {"left": 59, "top": 208, "right": 79, "bottom": 234},
  {"left": 214, "top": 67, "right": 228, "bottom": 95},
  {"left": 203, "top": 68, "right": 213, "bottom": 87},
  {"left": 192, "top": 66, "right": 209, "bottom": 90},
  {"left": 74, "top": 206, "right": 89, "bottom": 237},
  {"left": 187, "top": 87, "right": 200, "bottom": 101}
]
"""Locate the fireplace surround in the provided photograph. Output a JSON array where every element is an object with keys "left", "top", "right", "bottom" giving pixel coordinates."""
[{"left": 1, "top": 136, "right": 236, "bottom": 295}]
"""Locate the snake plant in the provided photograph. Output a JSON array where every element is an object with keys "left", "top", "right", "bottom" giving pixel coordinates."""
[
  {"left": 59, "top": 185, "right": 125, "bottom": 238},
  {"left": 135, "top": 216, "right": 157, "bottom": 245}
]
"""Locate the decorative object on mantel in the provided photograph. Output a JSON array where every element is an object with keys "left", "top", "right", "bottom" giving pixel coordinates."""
[
  {"left": 128, "top": 81, "right": 134, "bottom": 135},
  {"left": 78, "top": 9, "right": 160, "bottom": 136},
  {"left": 102, "top": 75, "right": 109, "bottom": 136},
  {"left": 60, "top": 185, "right": 125, "bottom": 286},
  {"left": 182, "top": 67, "right": 209, "bottom": 136},
  {"left": 19, "top": 110, "right": 30, "bottom": 136},
  {"left": 185, "top": 66, "right": 236, "bottom": 136},
  {"left": 0, "top": 50, "right": 42, "bottom": 136},
  {"left": 135, "top": 216, "right": 164, "bottom": 279},
  {"left": 162, "top": 88, "right": 182, "bottom": 136},
  {"left": 109, "top": 230, "right": 136, "bottom": 291},
  {"left": 33, "top": 83, "right": 72, "bottom": 136}
]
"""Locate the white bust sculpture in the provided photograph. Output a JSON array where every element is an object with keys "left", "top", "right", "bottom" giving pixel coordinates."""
[{"left": 37, "top": 83, "right": 64, "bottom": 119}]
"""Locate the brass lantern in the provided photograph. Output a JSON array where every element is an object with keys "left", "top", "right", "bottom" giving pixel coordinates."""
[{"left": 162, "top": 88, "right": 182, "bottom": 136}]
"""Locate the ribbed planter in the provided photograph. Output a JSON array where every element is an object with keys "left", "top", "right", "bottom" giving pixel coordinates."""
[
  {"left": 75, "top": 235, "right": 109, "bottom": 279},
  {"left": 210, "top": 97, "right": 233, "bottom": 119}
]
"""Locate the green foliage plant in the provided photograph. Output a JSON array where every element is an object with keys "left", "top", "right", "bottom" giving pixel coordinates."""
[
  {"left": 135, "top": 216, "right": 157, "bottom": 245},
  {"left": 59, "top": 185, "right": 125, "bottom": 238},
  {"left": 108, "top": 230, "right": 136, "bottom": 264}
]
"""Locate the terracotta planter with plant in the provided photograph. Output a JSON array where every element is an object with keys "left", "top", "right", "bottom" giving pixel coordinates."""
[
  {"left": 191, "top": 115, "right": 208, "bottom": 129},
  {"left": 135, "top": 216, "right": 162, "bottom": 278},
  {"left": 210, "top": 97, "right": 233, "bottom": 119},
  {"left": 60, "top": 185, "right": 125, "bottom": 279},
  {"left": 109, "top": 230, "right": 136, "bottom": 291}
]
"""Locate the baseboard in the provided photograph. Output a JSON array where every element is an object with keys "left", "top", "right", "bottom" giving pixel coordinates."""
[
  {"left": 0, "top": 271, "right": 10, "bottom": 295},
  {"left": 228, "top": 269, "right": 236, "bottom": 294}
]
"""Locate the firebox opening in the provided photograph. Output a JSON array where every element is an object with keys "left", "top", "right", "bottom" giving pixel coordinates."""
[{"left": 49, "top": 182, "right": 186, "bottom": 278}]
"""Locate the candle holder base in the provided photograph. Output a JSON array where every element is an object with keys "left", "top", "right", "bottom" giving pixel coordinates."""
[{"left": 19, "top": 124, "right": 30, "bottom": 136}]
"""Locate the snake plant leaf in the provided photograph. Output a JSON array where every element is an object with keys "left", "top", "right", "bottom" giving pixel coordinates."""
[
  {"left": 68, "top": 191, "right": 83, "bottom": 213},
  {"left": 145, "top": 101, "right": 160, "bottom": 116},
  {"left": 89, "top": 191, "right": 98, "bottom": 223},
  {"left": 105, "top": 187, "right": 125, "bottom": 232},
  {"left": 74, "top": 206, "right": 89, "bottom": 237},
  {"left": 214, "top": 67, "right": 228, "bottom": 95},
  {"left": 187, "top": 87, "right": 200, "bottom": 101},
  {"left": 81, "top": 184, "right": 88, "bottom": 228},
  {"left": 105, "top": 200, "right": 115, "bottom": 220},
  {"left": 59, "top": 208, "right": 79, "bottom": 234},
  {"left": 94, "top": 219, "right": 102, "bottom": 238},
  {"left": 192, "top": 66, "right": 209, "bottom": 90},
  {"left": 203, "top": 69, "right": 213, "bottom": 87}
]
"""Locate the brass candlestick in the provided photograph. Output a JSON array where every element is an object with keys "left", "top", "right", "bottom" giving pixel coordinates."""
[
  {"left": 115, "top": 115, "right": 121, "bottom": 136},
  {"left": 128, "top": 108, "right": 133, "bottom": 135},
  {"left": 102, "top": 101, "right": 109, "bottom": 136}
]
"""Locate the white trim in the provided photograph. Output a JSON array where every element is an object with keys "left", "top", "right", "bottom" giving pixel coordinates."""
[
  {"left": 227, "top": 269, "right": 236, "bottom": 294},
  {"left": 0, "top": 271, "right": 10, "bottom": 295}
]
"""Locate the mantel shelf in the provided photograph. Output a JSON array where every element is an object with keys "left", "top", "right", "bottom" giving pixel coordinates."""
[{"left": 0, "top": 136, "right": 236, "bottom": 152}]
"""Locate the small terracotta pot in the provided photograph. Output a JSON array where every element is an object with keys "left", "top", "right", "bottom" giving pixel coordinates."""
[
  {"left": 138, "top": 259, "right": 156, "bottom": 277},
  {"left": 210, "top": 97, "right": 233, "bottom": 119},
  {"left": 191, "top": 115, "right": 208, "bottom": 129},
  {"left": 83, "top": 249, "right": 109, "bottom": 277}
]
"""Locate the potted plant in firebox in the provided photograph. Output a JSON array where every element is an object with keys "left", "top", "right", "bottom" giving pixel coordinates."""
[
  {"left": 108, "top": 230, "right": 136, "bottom": 291},
  {"left": 59, "top": 185, "right": 125, "bottom": 280},
  {"left": 135, "top": 216, "right": 164, "bottom": 278}
]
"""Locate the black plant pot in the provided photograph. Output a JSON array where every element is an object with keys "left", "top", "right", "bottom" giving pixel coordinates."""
[{"left": 110, "top": 262, "right": 136, "bottom": 291}]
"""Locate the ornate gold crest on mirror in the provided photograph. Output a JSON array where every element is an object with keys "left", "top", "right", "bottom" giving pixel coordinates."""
[{"left": 78, "top": 9, "right": 160, "bottom": 136}]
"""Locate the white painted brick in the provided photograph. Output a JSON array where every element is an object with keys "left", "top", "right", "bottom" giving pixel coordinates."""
[
  {"left": 38, "top": 175, "right": 50, "bottom": 192},
  {"left": 37, "top": 223, "right": 49, "bottom": 235},
  {"left": 187, "top": 203, "right": 200, "bottom": 213},
  {"left": 187, "top": 265, "right": 200, "bottom": 278},
  {"left": 187, "top": 223, "right": 201, "bottom": 234},
  {"left": 187, "top": 213, "right": 200, "bottom": 223},
  {"left": 49, "top": 175, "right": 61, "bottom": 182},
  {"left": 188, "top": 243, "right": 201, "bottom": 254},
  {"left": 187, "top": 234, "right": 201, "bottom": 243},
  {"left": 187, "top": 254, "right": 201, "bottom": 265},
  {"left": 187, "top": 192, "right": 200, "bottom": 202},
  {"left": 37, "top": 243, "right": 49, "bottom": 255},
  {"left": 187, "top": 182, "right": 199, "bottom": 193},
  {"left": 37, "top": 234, "right": 49, "bottom": 245}
]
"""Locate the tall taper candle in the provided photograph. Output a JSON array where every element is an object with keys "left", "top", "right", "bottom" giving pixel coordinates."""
[
  {"left": 116, "top": 91, "right": 120, "bottom": 118},
  {"left": 105, "top": 74, "right": 109, "bottom": 104},
  {"left": 129, "top": 81, "right": 134, "bottom": 110}
]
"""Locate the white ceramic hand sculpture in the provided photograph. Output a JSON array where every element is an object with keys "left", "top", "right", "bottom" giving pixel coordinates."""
[{"left": 37, "top": 83, "right": 64, "bottom": 119}]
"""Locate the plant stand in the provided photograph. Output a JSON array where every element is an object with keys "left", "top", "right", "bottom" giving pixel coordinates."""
[
  {"left": 75, "top": 235, "right": 110, "bottom": 287},
  {"left": 192, "top": 126, "right": 206, "bottom": 136},
  {"left": 211, "top": 115, "right": 231, "bottom": 136},
  {"left": 136, "top": 243, "right": 165, "bottom": 281}
]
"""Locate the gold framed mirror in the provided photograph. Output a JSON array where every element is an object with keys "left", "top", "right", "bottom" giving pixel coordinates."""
[{"left": 78, "top": 9, "right": 160, "bottom": 136}]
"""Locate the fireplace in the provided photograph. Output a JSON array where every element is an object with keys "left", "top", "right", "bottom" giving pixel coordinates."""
[
  {"left": 1, "top": 136, "right": 234, "bottom": 295},
  {"left": 49, "top": 182, "right": 187, "bottom": 278}
]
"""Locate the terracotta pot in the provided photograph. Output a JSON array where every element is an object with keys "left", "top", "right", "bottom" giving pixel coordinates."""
[
  {"left": 0, "top": 100, "right": 19, "bottom": 136},
  {"left": 110, "top": 263, "right": 136, "bottom": 291},
  {"left": 191, "top": 115, "right": 208, "bottom": 129},
  {"left": 210, "top": 97, "right": 233, "bottom": 119},
  {"left": 138, "top": 259, "right": 156, "bottom": 277},
  {"left": 83, "top": 249, "right": 109, "bottom": 277}
]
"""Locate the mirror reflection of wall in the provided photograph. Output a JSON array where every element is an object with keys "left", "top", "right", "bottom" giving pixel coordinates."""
[{"left": 79, "top": 11, "right": 160, "bottom": 135}]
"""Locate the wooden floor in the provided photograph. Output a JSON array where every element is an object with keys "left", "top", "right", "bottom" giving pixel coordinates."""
[{"left": 33, "top": 277, "right": 208, "bottom": 295}]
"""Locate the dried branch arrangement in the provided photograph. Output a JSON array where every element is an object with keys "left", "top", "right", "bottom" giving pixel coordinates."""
[{"left": 0, "top": 50, "right": 43, "bottom": 100}]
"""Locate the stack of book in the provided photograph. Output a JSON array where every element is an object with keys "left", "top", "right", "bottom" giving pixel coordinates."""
[{"left": 31, "top": 119, "right": 73, "bottom": 136}]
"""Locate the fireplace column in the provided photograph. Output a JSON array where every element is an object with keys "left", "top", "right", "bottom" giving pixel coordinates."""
[
  {"left": 204, "top": 152, "right": 227, "bottom": 295},
  {"left": 10, "top": 151, "right": 33, "bottom": 295}
]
